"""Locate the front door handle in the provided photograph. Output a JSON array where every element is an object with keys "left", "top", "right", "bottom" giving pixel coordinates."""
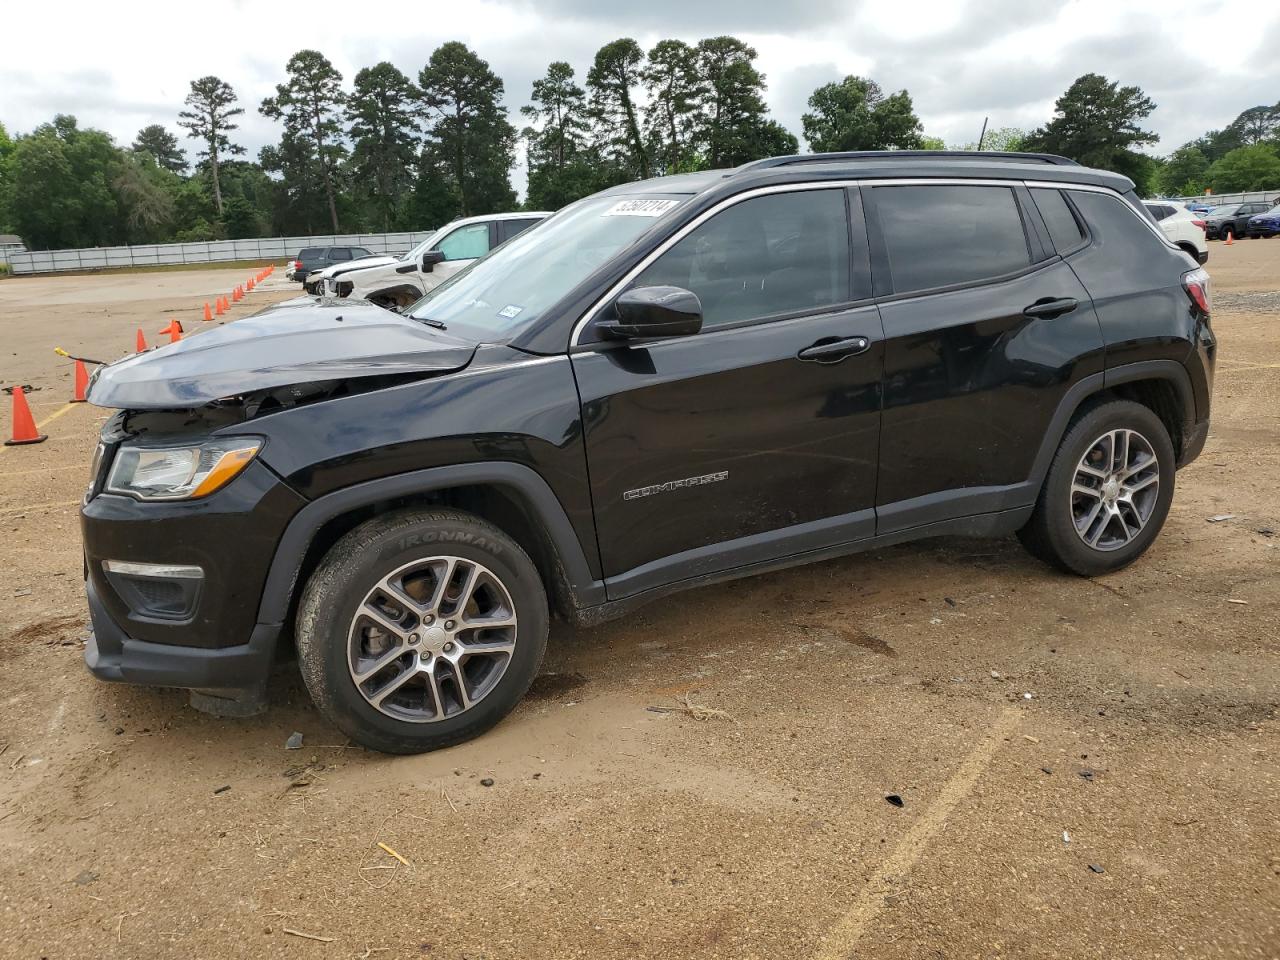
[
  {"left": 1023, "top": 297, "right": 1078, "bottom": 319},
  {"left": 797, "top": 336, "right": 872, "bottom": 363}
]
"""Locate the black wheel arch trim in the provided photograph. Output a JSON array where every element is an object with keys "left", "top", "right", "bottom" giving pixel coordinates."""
[
  {"left": 1028, "top": 359, "right": 1196, "bottom": 490},
  {"left": 255, "top": 462, "right": 605, "bottom": 627}
]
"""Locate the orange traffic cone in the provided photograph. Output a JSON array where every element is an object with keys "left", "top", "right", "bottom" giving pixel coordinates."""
[
  {"left": 136, "top": 328, "right": 148, "bottom": 352},
  {"left": 5, "top": 386, "right": 47, "bottom": 446},
  {"left": 215, "top": 297, "right": 226, "bottom": 317},
  {"left": 204, "top": 302, "right": 213, "bottom": 321},
  {"left": 70, "top": 359, "right": 90, "bottom": 402},
  {"left": 1225, "top": 231, "right": 1234, "bottom": 246},
  {"left": 247, "top": 277, "right": 255, "bottom": 291},
  {"left": 159, "top": 319, "right": 183, "bottom": 343}
]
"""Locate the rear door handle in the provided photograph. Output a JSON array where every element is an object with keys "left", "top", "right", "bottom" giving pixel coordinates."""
[
  {"left": 797, "top": 336, "right": 872, "bottom": 363},
  {"left": 1023, "top": 297, "right": 1078, "bottom": 319}
]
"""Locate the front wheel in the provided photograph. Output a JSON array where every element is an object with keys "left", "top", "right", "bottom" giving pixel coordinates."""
[
  {"left": 1018, "top": 400, "right": 1175, "bottom": 576},
  {"left": 296, "top": 509, "right": 549, "bottom": 754}
]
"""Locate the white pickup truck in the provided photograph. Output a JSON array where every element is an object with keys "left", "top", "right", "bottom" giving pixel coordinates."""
[{"left": 306, "top": 212, "right": 550, "bottom": 310}]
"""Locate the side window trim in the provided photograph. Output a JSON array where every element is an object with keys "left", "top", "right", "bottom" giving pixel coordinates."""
[
  {"left": 576, "top": 182, "right": 867, "bottom": 348},
  {"left": 863, "top": 182, "right": 1035, "bottom": 300},
  {"left": 1013, "top": 184, "right": 1051, "bottom": 261},
  {"left": 1028, "top": 187, "right": 1091, "bottom": 257}
]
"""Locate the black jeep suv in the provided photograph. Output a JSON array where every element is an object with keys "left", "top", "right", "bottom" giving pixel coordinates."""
[{"left": 81, "top": 151, "right": 1215, "bottom": 753}]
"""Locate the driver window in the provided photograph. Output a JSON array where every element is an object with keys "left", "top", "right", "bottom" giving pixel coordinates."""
[
  {"left": 629, "top": 189, "right": 851, "bottom": 329},
  {"left": 437, "top": 223, "right": 490, "bottom": 261}
]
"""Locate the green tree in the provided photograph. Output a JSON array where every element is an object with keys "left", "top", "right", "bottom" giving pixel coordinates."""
[
  {"left": 177, "top": 76, "right": 245, "bottom": 217},
  {"left": 10, "top": 117, "right": 122, "bottom": 249},
  {"left": 0, "top": 122, "right": 15, "bottom": 233},
  {"left": 1023, "top": 73, "right": 1157, "bottom": 182},
  {"left": 347, "top": 62, "right": 420, "bottom": 230},
  {"left": 418, "top": 42, "right": 516, "bottom": 217},
  {"left": 522, "top": 61, "right": 594, "bottom": 209},
  {"left": 695, "top": 37, "right": 793, "bottom": 167},
  {"left": 801, "top": 75, "right": 923, "bottom": 153},
  {"left": 113, "top": 152, "right": 177, "bottom": 242},
  {"left": 642, "top": 39, "right": 704, "bottom": 174},
  {"left": 1227, "top": 104, "right": 1280, "bottom": 145},
  {"left": 1157, "top": 144, "right": 1210, "bottom": 196},
  {"left": 1192, "top": 127, "right": 1244, "bottom": 164},
  {"left": 586, "top": 39, "right": 650, "bottom": 181},
  {"left": 261, "top": 50, "right": 348, "bottom": 232},
  {"left": 956, "top": 126, "right": 1028, "bottom": 152},
  {"left": 132, "top": 124, "right": 187, "bottom": 174},
  {"left": 1207, "top": 144, "right": 1280, "bottom": 192}
]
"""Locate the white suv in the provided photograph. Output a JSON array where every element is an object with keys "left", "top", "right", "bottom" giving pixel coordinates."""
[
  {"left": 1143, "top": 201, "right": 1208, "bottom": 264},
  {"left": 309, "top": 212, "right": 549, "bottom": 310}
]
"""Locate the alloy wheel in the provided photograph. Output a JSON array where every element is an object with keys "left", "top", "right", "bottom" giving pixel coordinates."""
[
  {"left": 347, "top": 556, "right": 518, "bottom": 722},
  {"left": 1070, "top": 428, "right": 1161, "bottom": 552}
]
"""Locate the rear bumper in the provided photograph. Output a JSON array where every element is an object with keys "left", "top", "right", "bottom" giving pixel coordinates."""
[
  {"left": 1247, "top": 226, "right": 1280, "bottom": 238},
  {"left": 84, "top": 575, "right": 278, "bottom": 696}
]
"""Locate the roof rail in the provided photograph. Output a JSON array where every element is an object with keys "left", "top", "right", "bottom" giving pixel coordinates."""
[{"left": 729, "top": 150, "right": 1079, "bottom": 176}]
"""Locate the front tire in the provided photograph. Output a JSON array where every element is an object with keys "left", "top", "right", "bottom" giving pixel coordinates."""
[
  {"left": 1018, "top": 400, "right": 1175, "bottom": 576},
  {"left": 296, "top": 509, "right": 549, "bottom": 754}
]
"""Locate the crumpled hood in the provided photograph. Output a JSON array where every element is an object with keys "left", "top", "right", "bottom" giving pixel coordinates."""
[
  {"left": 88, "top": 298, "right": 476, "bottom": 409},
  {"left": 313, "top": 255, "right": 399, "bottom": 279}
]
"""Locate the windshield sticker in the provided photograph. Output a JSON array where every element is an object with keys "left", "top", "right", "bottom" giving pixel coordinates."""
[
  {"left": 602, "top": 199, "right": 680, "bottom": 218},
  {"left": 497, "top": 304, "right": 524, "bottom": 319}
]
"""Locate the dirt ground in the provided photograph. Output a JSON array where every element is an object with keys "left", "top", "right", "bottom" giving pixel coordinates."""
[{"left": 0, "top": 248, "right": 1276, "bottom": 960}]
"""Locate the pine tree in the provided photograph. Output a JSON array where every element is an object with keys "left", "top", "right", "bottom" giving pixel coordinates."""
[
  {"left": 522, "top": 61, "right": 593, "bottom": 209},
  {"left": 132, "top": 124, "right": 187, "bottom": 174},
  {"left": 177, "top": 76, "right": 245, "bottom": 216},
  {"left": 347, "top": 62, "right": 420, "bottom": 230},
  {"left": 260, "top": 50, "right": 348, "bottom": 232},
  {"left": 586, "top": 39, "right": 649, "bottom": 181},
  {"left": 642, "top": 40, "right": 704, "bottom": 174}
]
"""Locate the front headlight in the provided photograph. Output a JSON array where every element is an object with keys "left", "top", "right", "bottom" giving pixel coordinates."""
[{"left": 105, "top": 438, "right": 262, "bottom": 501}]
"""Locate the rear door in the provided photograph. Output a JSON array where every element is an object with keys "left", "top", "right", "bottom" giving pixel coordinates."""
[
  {"left": 572, "top": 186, "right": 885, "bottom": 597},
  {"left": 865, "top": 181, "right": 1104, "bottom": 532}
]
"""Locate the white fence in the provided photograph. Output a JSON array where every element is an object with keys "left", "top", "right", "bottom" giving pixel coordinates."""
[
  {"left": 6, "top": 231, "right": 437, "bottom": 275},
  {"left": 1165, "top": 190, "right": 1280, "bottom": 207}
]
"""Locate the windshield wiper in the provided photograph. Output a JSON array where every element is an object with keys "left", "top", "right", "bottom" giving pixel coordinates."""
[{"left": 413, "top": 316, "right": 448, "bottom": 330}]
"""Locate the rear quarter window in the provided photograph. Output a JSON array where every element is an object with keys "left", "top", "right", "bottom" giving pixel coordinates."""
[
  {"left": 1067, "top": 190, "right": 1172, "bottom": 256},
  {"left": 298, "top": 248, "right": 322, "bottom": 259},
  {"left": 873, "top": 184, "right": 1031, "bottom": 295},
  {"left": 1031, "top": 188, "right": 1087, "bottom": 253}
]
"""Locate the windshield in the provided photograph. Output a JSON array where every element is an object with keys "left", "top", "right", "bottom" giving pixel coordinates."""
[
  {"left": 399, "top": 226, "right": 450, "bottom": 264},
  {"left": 405, "top": 194, "right": 687, "bottom": 338},
  {"left": 1206, "top": 204, "right": 1240, "bottom": 217}
]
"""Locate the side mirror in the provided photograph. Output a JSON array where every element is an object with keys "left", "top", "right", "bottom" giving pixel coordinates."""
[
  {"left": 421, "top": 250, "right": 446, "bottom": 273},
  {"left": 599, "top": 286, "right": 703, "bottom": 340}
]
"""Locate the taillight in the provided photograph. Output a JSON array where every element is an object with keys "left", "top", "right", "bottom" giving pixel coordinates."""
[
  {"left": 1183, "top": 268, "right": 1210, "bottom": 315},
  {"left": 294, "top": 260, "right": 302, "bottom": 270},
  {"left": 1191, "top": 219, "right": 1206, "bottom": 230}
]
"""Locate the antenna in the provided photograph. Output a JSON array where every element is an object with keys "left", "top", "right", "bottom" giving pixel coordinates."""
[{"left": 977, "top": 116, "right": 989, "bottom": 151}]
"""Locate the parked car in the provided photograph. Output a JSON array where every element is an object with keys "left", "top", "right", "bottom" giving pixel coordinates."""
[
  {"left": 291, "top": 246, "right": 377, "bottom": 286},
  {"left": 1203, "top": 201, "right": 1272, "bottom": 240},
  {"left": 308, "top": 213, "right": 549, "bottom": 311},
  {"left": 1143, "top": 201, "right": 1208, "bottom": 263},
  {"left": 81, "top": 150, "right": 1214, "bottom": 754},
  {"left": 1185, "top": 200, "right": 1216, "bottom": 215},
  {"left": 1245, "top": 205, "right": 1280, "bottom": 238}
]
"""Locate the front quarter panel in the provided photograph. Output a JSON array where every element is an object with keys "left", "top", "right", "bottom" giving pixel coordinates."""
[{"left": 238, "top": 346, "right": 599, "bottom": 577}]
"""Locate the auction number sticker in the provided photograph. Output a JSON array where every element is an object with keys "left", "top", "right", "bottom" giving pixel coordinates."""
[
  {"left": 602, "top": 199, "right": 680, "bottom": 217},
  {"left": 498, "top": 304, "right": 524, "bottom": 319}
]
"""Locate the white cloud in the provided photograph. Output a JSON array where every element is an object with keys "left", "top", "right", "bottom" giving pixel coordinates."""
[{"left": 2, "top": 0, "right": 1277, "bottom": 198}]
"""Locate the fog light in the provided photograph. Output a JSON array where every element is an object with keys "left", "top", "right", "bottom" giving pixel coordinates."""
[{"left": 102, "top": 560, "right": 204, "bottom": 620}]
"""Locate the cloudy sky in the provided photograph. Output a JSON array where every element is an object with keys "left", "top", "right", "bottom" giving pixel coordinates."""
[{"left": 3, "top": 0, "right": 1278, "bottom": 195}]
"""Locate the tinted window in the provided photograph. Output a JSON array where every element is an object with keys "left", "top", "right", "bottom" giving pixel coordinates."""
[
  {"left": 631, "top": 189, "right": 851, "bottom": 329},
  {"left": 503, "top": 219, "right": 538, "bottom": 242},
  {"left": 438, "top": 223, "right": 490, "bottom": 261},
  {"left": 298, "top": 248, "right": 322, "bottom": 259},
  {"left": 1031, "top": 188, "right": 1087, "bottom": 253},
  {"left": 1067, "top": 190, "right": 1168, "bottom": 253},
  {"left": 330, "top": 248, "right": 353, "bottom": 261},
  {"left": 875, "top": 185, "right": 1031, "bottom": 294},
  {"left": 1148, "top": 204, "right": 1175, "bottom": 221},
  {"left": 351, "top": 247, "right": 373, "bottom": 258}
]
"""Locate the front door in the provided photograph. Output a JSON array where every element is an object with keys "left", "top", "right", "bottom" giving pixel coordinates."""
[
  {"left": 421, "top": 221, "right": 492, "bottom": 294},
  {"left": 572, "top": 187, "right": 885, "bottom": 599}
]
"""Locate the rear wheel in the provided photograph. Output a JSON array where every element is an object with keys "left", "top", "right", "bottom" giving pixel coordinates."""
[
  {"left": 296, "top": 509, "right": 548, "bottom": 754},
  {"left": 1018, "top": 400, "right": 1175, "bottom": 576}
]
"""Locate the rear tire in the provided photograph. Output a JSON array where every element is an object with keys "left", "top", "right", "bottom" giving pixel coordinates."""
[
  {"left": 296, "top": 509, "right": 549, "bottom": 754},
  {"left": 1018, "top": 400, "right": 1175, "bottom": 576}
]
